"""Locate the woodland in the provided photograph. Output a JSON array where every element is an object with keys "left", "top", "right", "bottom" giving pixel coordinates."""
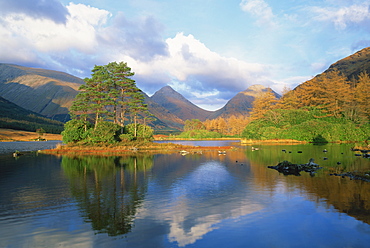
[{"left": 180, "top": 70, "right": 370, "bottom": 143}]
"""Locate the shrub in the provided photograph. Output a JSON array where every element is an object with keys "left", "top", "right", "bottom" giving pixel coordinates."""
[
  {"left": 89, "top": 121, "right": 121, "bottom": 144},
  {"left": 61, "top": 119, "right": 91, "bottom": 144},
  {"left": 123, "top": 124, "right": 154, "bottom": 141}
]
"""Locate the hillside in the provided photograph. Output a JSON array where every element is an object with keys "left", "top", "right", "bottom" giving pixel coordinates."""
[
  {"left": 144, "top": 94, "right": 184, "bottom": 130},
  {"left": 324, "top": 47, "right": 370, "bottom": 80},
  {"left": 209, "top": 85, "right": 280, "bottom": 119},
  {"left": 0, "top": 95, "right": 64, "bottom": 133},
  {"left": 0, "top": 63, "right": 83, "bottom": 122},
  {"left": 3, "top": 45, "right": 368, "bottom": 134},
  {"left": 150, "top": 86, "right": 213, "bottom": 121}
]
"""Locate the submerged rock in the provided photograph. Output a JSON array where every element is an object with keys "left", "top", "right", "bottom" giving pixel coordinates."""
[{"left": 268, "top": 158, "right": 322, "bottom": 176}]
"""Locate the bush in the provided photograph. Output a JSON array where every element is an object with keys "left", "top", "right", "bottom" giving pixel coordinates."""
[
  {"left": 61, "top": 119, "right": 91, "bottom": 144},
  {"left": 89, "top": 121, "right": 121, "bottom": 144},
  {"left": 242, "top": 108, "right": 370, "bottom": 142},
  {"left": 123, "top": 123, "right": 154, "bottom": 141}
]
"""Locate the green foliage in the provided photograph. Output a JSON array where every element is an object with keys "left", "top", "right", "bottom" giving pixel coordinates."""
[
  {"left": 184, "top": 119, "right": 205, "bottom": 131},
  {"left": 119, "top": 133, "right": 134, "bottom": 142},
  {"left": 123, "top": 123, "right": 154, "bottom": 141},
  {"left": 242, "top": 108, "right": 370, "bottom": 142},
  {"left": 62, "top": 119, "right": 153, "bottom": 144},
  {"left": 0, "top": 97, "right": 64, "bottom": 133},
  {"left": 61, "top": 119, "right": 92, "bottom": 144},
  {"left": 70, "top": 61, "right": 148, "bottom": 129},
  {"left": 177, "top": 129, "right": 222, "bottom": 139},
  {"left": 89, "top": 121, "right": 121, "bottom": 144},
  {"left": 64, "top": 61, "right": 153, "bottom": 145}
]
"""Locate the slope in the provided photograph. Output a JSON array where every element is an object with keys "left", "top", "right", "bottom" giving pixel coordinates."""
[
  {"left": 150, "top": 86, "right": 213, "bottom": 121},
  {"left": 324, "top": 47, "right": 370, "bottom": 80},
  {"left": 0, "top": 95, "right": 64, "bottom": 133},
  {"left": 209, "top": 85, "right": 281, "bottom": 119},
  {"left": 0, "top": 63, "right": 84, "bottom": 122}
]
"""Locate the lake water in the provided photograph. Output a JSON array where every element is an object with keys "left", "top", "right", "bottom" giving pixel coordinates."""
[{"left": 1, "top": 141, "right": 370, "bottom": 247}]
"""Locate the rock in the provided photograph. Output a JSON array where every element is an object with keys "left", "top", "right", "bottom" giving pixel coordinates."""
[{"left": 268, "top": 158, "right": 322, "bottom": 176}]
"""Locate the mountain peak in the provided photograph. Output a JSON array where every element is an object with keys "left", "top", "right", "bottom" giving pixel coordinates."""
[
  {"left": 151, "top": 85, "right": 212, "bottom": 121},
  {"left": 246, "top": 84, "right": 267, "bottom": 91},
  {"left": 153, "top": 85, "right": 188, "bottom": 102}
]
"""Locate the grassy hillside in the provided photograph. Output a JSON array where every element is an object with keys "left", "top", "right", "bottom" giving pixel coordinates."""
[
  {"left": 0, "top": 96, "right": 64, "bottom": 133},
  {"left": 0, "top": 63, "right": 83, "bottom": 122}
]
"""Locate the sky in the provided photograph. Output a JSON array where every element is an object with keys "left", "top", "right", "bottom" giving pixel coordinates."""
[{"left": 0, "top": 0, "right": 370, "bottom": 110}]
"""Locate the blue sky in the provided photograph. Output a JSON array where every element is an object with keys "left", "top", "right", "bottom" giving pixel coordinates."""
[{"left": 0, "top": 0, "right": 369, "bottom": 110}]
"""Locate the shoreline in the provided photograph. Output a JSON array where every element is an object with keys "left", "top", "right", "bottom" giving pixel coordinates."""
[{"left": 40, "top": 143, "right": 237, "bottom": 156}]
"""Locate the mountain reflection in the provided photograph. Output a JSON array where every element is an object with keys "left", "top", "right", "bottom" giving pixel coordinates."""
[
  {"left": 59, "top": 146, "right": 370, "bottom": 245},
  {"left": 61, "top": 155, "right": 153, "bottom": 236}
]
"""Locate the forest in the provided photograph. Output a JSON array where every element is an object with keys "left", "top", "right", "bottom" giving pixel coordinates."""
[{"left": 179, "top": 70, "right": 370, "bottom": 142}]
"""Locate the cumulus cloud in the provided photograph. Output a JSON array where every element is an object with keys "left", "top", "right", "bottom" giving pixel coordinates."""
[
  {"left": 129, "top": 33, "right": 272, "bottom": 109},
  {"left": 0, "top": 1, "right": 274, "bottom": 110},
  {"left": 98, "top": 13, "right": 169, "bottom": 62},
  {"left": 0, "top": 2, "right": 169, "bottom": 76},
  {"left": 310, "top": 3, "right": 370, "bottom": 30},
  {"left": 0, "top": 0, "right": 69, "bottom": 24},
  {"left": 239, "top": 0, "right": 276, "bottom": 26}
]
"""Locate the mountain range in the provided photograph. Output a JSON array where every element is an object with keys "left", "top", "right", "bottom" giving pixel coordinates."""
[
  {"left": 0, "top": 46, "right": 369, "bottom": 132},
  {"left": 0, "top": 64, "right": 278, "bottom": 131}
]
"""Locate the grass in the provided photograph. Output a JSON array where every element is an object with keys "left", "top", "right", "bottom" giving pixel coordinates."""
[{"left": 0, "top": 128, "right": 62, "bottom": 141}]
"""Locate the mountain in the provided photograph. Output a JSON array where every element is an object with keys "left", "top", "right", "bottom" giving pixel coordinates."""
[
  {"left": 0, "top": 95, "right": 64, "bottom": 133},
  {"left": 0, "top": 63, "right": 83, "bottom": 122},
  {"left": 150, "top": 86, "right": 213, "bottom": 121},
  {"left": 209, "top": 85, "right": 281, "bottom": 119},
  {"left": 143, "top": 93, "right": 184, "bottom": 130},
  {"left": 324, "top": 47, "right": 370, "bottom": 80}
]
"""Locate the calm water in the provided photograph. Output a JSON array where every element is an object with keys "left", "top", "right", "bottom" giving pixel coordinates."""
[
  {"left": 1, "top": 141, "right": 370, "bottom": 247},
  {"left": 0, "top": 140, "right": 62, "bottom": 154}
]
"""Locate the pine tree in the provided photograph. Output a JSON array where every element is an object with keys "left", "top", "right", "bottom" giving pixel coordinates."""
[{"left": 106, "top": 62, "right": 136, "bottom": 126}]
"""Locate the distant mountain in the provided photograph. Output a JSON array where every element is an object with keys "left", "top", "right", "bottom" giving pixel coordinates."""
[
  {"left": 209, "top": 85, "right": 280, "bottom": 119},
  {"left": 142, "top": 93, "right": 184, "bottom": 130},
  {"left": 0, "top": 95, "right": 64, "bottom": 133},
  {"left": 5, "top": 45, "right": 368, "bottom": 134},
  {"left": 0, "top": 63, "right": 83, "bottom": 122},
  {"left": 324, "top": 47, "right": 370, "bottom": 80},
  {"left": 150, "top": 86, "right": 213, "bottom": 121}
]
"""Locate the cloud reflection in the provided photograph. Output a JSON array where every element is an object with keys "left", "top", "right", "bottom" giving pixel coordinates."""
[{"left": 137, "top": 161, "right": 265, "bottom": 246}]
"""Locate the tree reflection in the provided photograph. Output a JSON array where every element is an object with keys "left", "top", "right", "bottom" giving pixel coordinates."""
[
  {"left": 61, "top": 155, "right": 153, "bottom": 236},
  {"left": 245, "top": 144, "right": 370, "bottom": 224}
]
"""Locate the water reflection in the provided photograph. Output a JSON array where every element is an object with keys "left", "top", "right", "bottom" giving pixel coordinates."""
[
  {"left": 61, "top": 155, "right": 153, "bottom": 236},
  {"left": 244, "top": 144, "right": 370, "bottom": 225},
  {"left": 1, "top": 144, "right": 370, "bottom": 247}
]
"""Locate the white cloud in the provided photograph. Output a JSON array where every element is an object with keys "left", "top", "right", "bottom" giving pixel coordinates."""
[
  {"left": 240, "top": 0, "right": 276, "bottom": 27},
  {"left": 0, "top": 2, "right": 110, "bottom": 68},
  {"left": 133, "top": 33, "right": 270, "bottom": 92},
  {"left": 310, "top": 3, "right": 370, "bottom": 30},
  {"left": 0, "top": 1, "right": 278, "bottom": 110}
]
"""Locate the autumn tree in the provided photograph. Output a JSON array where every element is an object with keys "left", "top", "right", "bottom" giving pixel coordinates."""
[
  {"left": 249, "top": 89, "right": 278, "bottom": 120},
  {"left": 293, "top": 70, "right": 352, "bottom": 118},
  {"left": 184, "top": 119, "right": 205, "bottom": 131},
  {"left": 275, "top": 86, "right": 300, "bottom": 110}
]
